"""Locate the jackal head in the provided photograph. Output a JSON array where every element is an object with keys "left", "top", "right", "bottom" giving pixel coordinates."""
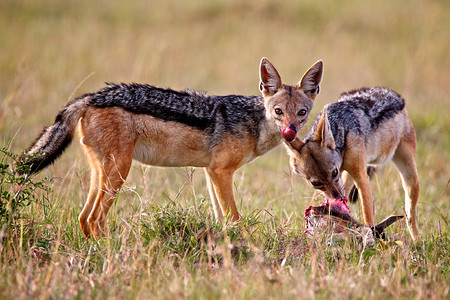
[
  {"left": 285, "top": 107, "right": 346, "bottom": 202},
  {"left": 259, "top": 58, "right": 323, "bottom": 142}
]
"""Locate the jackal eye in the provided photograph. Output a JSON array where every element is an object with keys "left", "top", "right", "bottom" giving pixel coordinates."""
[
  {"left": 298, "top": 109, "right": 307, "bottom": 116},
  {"left": 311, "top": 181, "right": 323, "bottom": 188},
  {"left": 331, "top": 168, "right": 339, "bottom": 178},
  {"left": 274, "top": 108, "right": 283, "bottom": 115}
]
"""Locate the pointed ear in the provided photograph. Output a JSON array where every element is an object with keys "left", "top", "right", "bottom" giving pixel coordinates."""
[
  {"left": 313, "top": 107, "right": 335, "bottom": 149},
  {"left": 298, "top": 60, "right": 323, "bottom": 99},
  {"left": 259, "top": 57, "right": 283, "bottom": 96}
]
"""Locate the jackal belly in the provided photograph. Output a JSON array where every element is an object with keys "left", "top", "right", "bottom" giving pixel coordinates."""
[
  {"left": 132, "top": 115, "right": 212, "bottom": 167},
  {"left": 132, "top": 140, "right": 211, "bottom": 167},
  {"left": 365, "top": 114, "right": 405, "bottom": 165}
]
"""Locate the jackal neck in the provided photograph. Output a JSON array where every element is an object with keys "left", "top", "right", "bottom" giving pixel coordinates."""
[{"left": 255, "top": 117, "right": 283, "bottom": 156}]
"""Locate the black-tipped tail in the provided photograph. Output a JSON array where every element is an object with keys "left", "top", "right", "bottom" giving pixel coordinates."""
[
  {"left": 19, "top": 123, "right": 73, "bottom": 174},
  {"left": 18, "top": 96, "right": 88, "bottom": 175}
]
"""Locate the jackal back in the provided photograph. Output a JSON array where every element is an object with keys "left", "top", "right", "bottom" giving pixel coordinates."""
[
  {"left": 87, "top": 83, "right": 266, "bottom": 142},
  {"left": 307, "top": 87, "right": 406, "bottom": 154}
]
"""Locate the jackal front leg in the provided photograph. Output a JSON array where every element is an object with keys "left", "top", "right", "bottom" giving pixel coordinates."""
[
  {"left": 393, "top": 136, "right": 420, "bottom": 241},
  {"left": 204, "top": 169, "right": 224, "bottom": 220},
  {"left": 205, "top": 167, "right": 240, "bottom": 221},
  {"left": 346, "top": 151, "right": 375, "bottom": 226},
  {"left": 342, "top": 171, "right": 356, "bottom": 201},
  {"left": 353, "top": 169, "right": 375, "bottom": 227}
]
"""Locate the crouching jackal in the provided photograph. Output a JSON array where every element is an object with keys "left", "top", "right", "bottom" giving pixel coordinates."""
[
  {"left": 21, "top": 58, "right": 323, "bottom": 238},
  {"left": 285, "top": 87, "right": 420, "bottom": 241}
]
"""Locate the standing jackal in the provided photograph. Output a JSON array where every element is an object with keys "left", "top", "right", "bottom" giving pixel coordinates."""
[
  {"left": 285, "top": 87, "right": 420, "bottom": 241},
  {"left": 21, "top": 58, "right": 323, "bottom": 238}
]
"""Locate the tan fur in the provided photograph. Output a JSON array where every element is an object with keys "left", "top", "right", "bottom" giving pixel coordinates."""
[
  {"left": 78, "top": 108, "right": 136, "bottom": 237},
  {"left": 131, "top": 114, "right": 212, "bottom": 167}
]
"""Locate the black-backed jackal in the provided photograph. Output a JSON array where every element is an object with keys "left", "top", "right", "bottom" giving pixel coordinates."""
[
  {"left": 285, "top": 87, "right": 420, "bottom": 241},
  {"left": 21, "top": 58, "right": 323, "bottom": 238}
]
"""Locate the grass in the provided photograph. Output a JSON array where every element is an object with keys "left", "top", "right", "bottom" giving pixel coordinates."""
[{"left": 0, "top": 0, "right": 449, "bottom": 299}]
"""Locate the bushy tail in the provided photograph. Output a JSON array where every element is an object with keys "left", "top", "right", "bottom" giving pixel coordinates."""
[{"left": 19, "top": 96, "right": 89, "bottom": 174}]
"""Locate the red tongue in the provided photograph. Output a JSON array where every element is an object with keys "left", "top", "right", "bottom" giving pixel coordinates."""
[{"left": 282, "top": 127, "right": 296, "bottom": 142}]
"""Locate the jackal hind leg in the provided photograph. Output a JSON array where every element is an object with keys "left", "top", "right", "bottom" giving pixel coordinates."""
[
  {"left": 78, "top": 143, "right": 102, "bottom": 238},
  {"left": 79, "top": 162, "right": 99, "bottom": 238},
  {"left": 87, "top": 151, "right": 133, "bottom": 238},
  {"left": 393, "top": 135, "right": 420, "bottom": 241},
  {"left": 205, "top": 167, "right": 240, "bottom": 221}
]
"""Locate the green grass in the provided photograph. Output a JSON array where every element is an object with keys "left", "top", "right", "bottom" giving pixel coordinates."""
[{"left": 0, "top": 0, "right": 449, "bottom": 299}]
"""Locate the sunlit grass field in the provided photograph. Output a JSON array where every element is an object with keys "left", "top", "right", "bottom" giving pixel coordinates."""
[{"left": 0, "top": 0, "right": 449, "bottom": 299}]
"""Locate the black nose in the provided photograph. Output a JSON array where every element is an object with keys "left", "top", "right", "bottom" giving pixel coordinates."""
[
  {"left": 332, "top": 192, "right": 344, "bottom": 201},
  {"left": 289, "top": 124, "right": 297, "bottom": 133}
]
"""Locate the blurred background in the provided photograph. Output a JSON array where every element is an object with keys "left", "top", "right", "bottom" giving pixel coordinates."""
[{"left": 0, "top": 0, "right": 448, "bottom": 226}]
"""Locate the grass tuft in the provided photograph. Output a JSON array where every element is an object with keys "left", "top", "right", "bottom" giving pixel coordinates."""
[{"left": 140, "top": 201, "right": 254, "bottom": 266}]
